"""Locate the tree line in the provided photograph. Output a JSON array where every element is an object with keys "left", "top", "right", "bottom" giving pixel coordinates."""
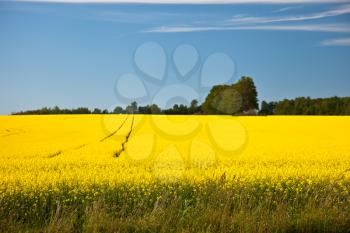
[
  {"left": 12, "top": 76, "right": 350, "bottom": 115},
  {"left": 260, "top": 97, "right": 350, "bottom": 115},
  {"left": 12, "top": 100, "right": 201, "bottom": 115},
  {"left": 12, "top": 106, "right": 94, "bottom": 115}
]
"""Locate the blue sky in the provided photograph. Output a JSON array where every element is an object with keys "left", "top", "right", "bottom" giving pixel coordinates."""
[{"left": 0, "top": 0, "right": 350, "bottom": 114}]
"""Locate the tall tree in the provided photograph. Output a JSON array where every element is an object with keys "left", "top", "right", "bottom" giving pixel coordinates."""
[
  {"left": 260, "top": 101, "right": 270, "bottom": 115},
  {"left": 92, "top": 108, "right": 102, "bottom": 114},
  {"left": 189, "top": 99, "right": 199, "bottom": 114},
  {"left": 150, "top": 104, "right": 161, "bottom": 114},
  {"left": 126, "top": 101, "right": 138, "bottom": 114},
  {"left": 233, "top": 76, "right": 258, "bottom": 112},
  {"left": 211, "top": 86, "right": 242, "bottom": 114},
  {"left": 202, "top": 85, "right": 230, "bottom": 114},
  {"left": 202, "top": 76, "right": 258, "bottom": 115},
  {"left": 113, "top": 106, "right": 124, "bottom": 114}
]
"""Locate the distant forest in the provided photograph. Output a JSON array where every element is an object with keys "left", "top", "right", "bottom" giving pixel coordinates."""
[
  {"left": 260, "top": 97, "right": 350, "bottom": 115},
  {"left": 12, "top": 77, "right": 350, "bottom": 116}
]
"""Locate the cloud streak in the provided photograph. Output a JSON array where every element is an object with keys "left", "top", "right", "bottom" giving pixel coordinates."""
[
  {"left": 144, "top": 24, "right": 350, "bottom": 33},
  {"left": 272, "top": 6, "right": 302, "bottom": 13},
  {"left": 91, "top": 11, "right": 182, "bottom": 23},
  {"left": 228, "top": 4, "right": 350, "bottom": 24},
  {"left": 12, "top": 0, "right": 350, "bottom": 4},
  {"left": 142, "top": 4, "right": 350, "bottom": 35},
  {"left": 320, "top": 38, "right": 350, "bottom": 46}
]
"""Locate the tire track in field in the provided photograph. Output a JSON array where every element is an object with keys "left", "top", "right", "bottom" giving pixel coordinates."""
[
  {"left": 47, "top": 150, "right": 62, "bottom": 158},
  {"left": 46, "top": 115, "right": 129, "bottom": 158},
  {"left": 100, "top": 115, "right": 129, "bottom": 142},
  {"left": 0, "top": 129, "right": 26, "bottom": 138},
  {"left": 115, "top": 114, "right": 135, "bottom": 158}
]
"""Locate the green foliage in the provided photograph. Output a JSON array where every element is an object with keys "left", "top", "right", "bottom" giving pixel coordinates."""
[
  {"left": 202, "top": 76, "right": 258, "bottom": 115},
  {"left": 138, "top": 104, "right": 162, "bottom": 114},
  {"left": 163, "top": 104, "right": 189, "bottom": 115},
  {"left": 113, "top": 106, "right": 124, "bottom": 114},
  {"left": 92, "top": 108, "right": 102, "bottom": 114},
  {"left": 12, "top": 106, "right": 92, "bottom": 115},
  {"left": 126, "top": 101, "right": 138, "bottom": 114},
  {"left": 261, "top": 96, "right": 350, "bottom": 115},
  {"left": 259, "top": 101, "right": 277, "bottom": 115},
  {"left": 211, "top": 86, "right": 242, "bottom": 114},
  {"left": 189, "top": 99, "right": 201, "bottom": 114},
  {"left": 234, "top": 76, "right": 259, "bottom": 111},
  {"left": 202, "top": 85, "right": 229, "bottom": 114},
  {"left": 190, "top": 99, "right": 198, "bottom": 109},
  {"left": 1, "top": 180, "right": 349, "bottom": 233}
]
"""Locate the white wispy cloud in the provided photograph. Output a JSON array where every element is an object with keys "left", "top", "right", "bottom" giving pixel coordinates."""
[
  {"left": 142, "top": 4, "right": 350, "bottom": 36},
  {"left": 320, "top": 38, "right": 350, "bottom": 46},
  {"left": 273, "top": 6, "right": 302, "bottom": 13},
  {"left": 91, "top": 11, "right": 182, "bottom": 23},
  {"left": 12, "top": 0, "right": 350, "bottom": 4},
  {"left": 228, "top": 4, "right": 350, "bottom": 24},
  {"left": 144, "top": 24, "right": 350, "bottom": 33}
]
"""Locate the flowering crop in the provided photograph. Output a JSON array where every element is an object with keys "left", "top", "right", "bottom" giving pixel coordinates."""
[{"left": 0, "top": 115, "right": 349, "bottom": 232}]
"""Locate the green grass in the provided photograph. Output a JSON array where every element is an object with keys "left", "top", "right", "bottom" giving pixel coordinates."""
[{"left": 1, "top": 179, "right": 349, "bottom": 233}]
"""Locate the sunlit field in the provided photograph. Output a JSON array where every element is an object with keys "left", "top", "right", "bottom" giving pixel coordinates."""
[{"left": 1, "top": 115, "right": 350, "bottom": 232}]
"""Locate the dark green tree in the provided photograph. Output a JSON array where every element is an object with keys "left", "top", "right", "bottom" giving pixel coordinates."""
[
  {"left": 260, "top": 101, "right": 277, "bottom": 115},
  {"left": 92, "top": 108, "right": 102, "bottom": 114},
  {"left": 126, "top": 101, "right": 138, "bottom": 114},
  {"left": 260, "top": 101, "right": 270, "bottom": 115},
  {"left": 190, "top": 99, "right": 198, "bottom": 109},
  {"left": 211, "top": 86, "right": 242, "bottom": 114},
  {"left": 202, "top": 85, "right": 230, "bottom": 114},
  {"left": 113, "top": 106, "right": 124, "bottom": 114},
  {"left": 150, "top": 104, "right": 161, "bottom": 114},
  {"left": 233, "top": 76, "right": 258, "bottom": 112},
  {"left": 202, "top": 76, "right": 258, "bottom": 115},
  {"left": 189, "top": 99, "right": 201, "bottom": 114}
]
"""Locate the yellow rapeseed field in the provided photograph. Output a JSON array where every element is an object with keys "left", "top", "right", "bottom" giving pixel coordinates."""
[{"left": 0, "top": 115, "right": 349, "bottom": 232}]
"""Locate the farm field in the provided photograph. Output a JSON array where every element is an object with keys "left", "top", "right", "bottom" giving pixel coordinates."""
[{"left": 0, "top": 115, "right": 350, "bottom": 232}]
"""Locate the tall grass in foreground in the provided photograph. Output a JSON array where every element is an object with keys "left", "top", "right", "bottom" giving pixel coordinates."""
[{"left": 1, "top": 178, "right": 349, "bottom": 233}]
